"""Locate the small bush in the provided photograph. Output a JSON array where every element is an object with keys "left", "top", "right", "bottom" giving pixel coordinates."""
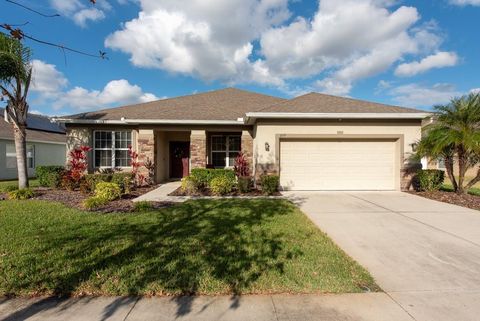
[
  {"left": 2, "top": 185, "right": 19, "bottom": 193},
  {"left": 36, "top": 166, "right": 65, "bottom": 188},
  {"left": 83, "top": 196, "right": 108, "bottom": 210},
  {"left": 260, "top": 175, "right": 280, "bottom": 195},
  {"left": 111, "top": 173, "right": 133, "bottom": 194},
  {"left": 191, "top": 168, "right": 236, "bottom": 188},
  {"left": 210, "top": 175, "right": 236, "bottom": 196},
  {"left": 83, "top": 174, "right": 112, "bottom": 193},
  {"left": 414, "top": 169, "right": 445, "bottom": 192},
  {"left": 8, "top": 188, "right": 35, "bottom": 200},
  {"left": 237, "top": 176, "right": 252, "bottom": 193},
  {"left": 94, "top": 182, "right": 122, "bottom": 201},
  {"left": 181, "top": 176, "right": 199, "bottom": 194},
  {"left": 134, "top": 201, "right": 154, "bottom": 212}
]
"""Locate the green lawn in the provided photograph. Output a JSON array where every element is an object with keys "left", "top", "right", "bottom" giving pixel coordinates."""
[
  {"left": 442, "top": 184, "right": 480, "bottom": 196},
  {"left": 0, "top": 199, "right": 378, "bottom": 296},
  {"left": 0, "top": 179, "right": 40, "bottom": 192}
]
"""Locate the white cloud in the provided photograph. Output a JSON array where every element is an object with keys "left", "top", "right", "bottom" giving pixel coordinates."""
[
  {"left": 470, "top": 88, "right": 480, "bottom": 94},
  {"left": 388, "top": 83, "right": 462, "bottom": 107},
  {"left": 30, "top": 60, "right": 68, "bottom": 95},
  {"left": 449, "top": 0, "right": 480, "bottom": 5},
  {"left": 49, "top": 0, "right": 110, "bottom": 26},
  {"left": 105, "top": 0, "right": 454, "bottom": 95},
  {"left": 29, "top": 60, "right": 158, "bottom": 111},
  {"left": 395, "top": 51, "right": 458, "bottom": 77}
]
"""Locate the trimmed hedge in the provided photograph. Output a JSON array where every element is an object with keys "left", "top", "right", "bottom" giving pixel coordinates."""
[
  {"left": 8, "top": 188, "right": 35, "bottom": 200},
  {"left": 94, "top": 182, "right": 122, "bottom": 201},
  {"left": 190, "top": 168, "right": 235, "bottom": 188},
  {"left": 414, "top": 169, "right": 445, "bottom": 192},
  {"left": 260, "top": 175, "right": 280, "bottom": 195},
  {"left": 81, "top": 172, "right": 133, "bottom": 194},
  {"left": 237, "top": 176, "right": 252, "bottom": 193},
  {"left": 36, "top": 166, "right": 65, "bottom": 188},
  {"left": 181, "top": 176, "right": 199, "bottom": 194}
]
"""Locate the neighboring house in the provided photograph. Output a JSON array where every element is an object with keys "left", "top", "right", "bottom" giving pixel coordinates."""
[
  {"left": 57, "top": 88, "right": 430, "bottom": 191},
  {"left": 0, "top": 108, "right": 66, "bottom": 180}
]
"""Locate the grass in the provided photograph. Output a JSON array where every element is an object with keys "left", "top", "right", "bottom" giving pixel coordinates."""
[
  {"left": 0, "top": 179, "right": 40, "bottom": 192},
  {"left": 441, "top": 184, "right": 480, "bottom": 196},
  {"left": 0, "top": 199, "right": 378, "bottom": 297}
]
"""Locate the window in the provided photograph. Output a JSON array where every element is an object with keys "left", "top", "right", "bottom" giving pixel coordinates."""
[
  {"left": 94, "top": 131, "right": 132, "bottom": 168},
  {"left": 211, "top": 135, "right": 241, "bottom": 168},
  {"left": 437, "top": 157, "right": 446, "bottom": 170},
  {"left": 6, "top": 144, "right": 34, "bottom": 169}
]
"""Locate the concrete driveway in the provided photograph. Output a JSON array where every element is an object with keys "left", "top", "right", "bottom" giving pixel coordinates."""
[{"left": 284, "top": 191, "right": 480, "bottom": 321}]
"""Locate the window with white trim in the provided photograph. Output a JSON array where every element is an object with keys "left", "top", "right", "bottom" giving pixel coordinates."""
[
  {"left": 94, "top": 131, "right": 132, "bottom": 168},
  {"left": 438, "top": 157, "right": 446, "bottom": 170},
  {"left": 6, "top": 143, "right": 34, "bottom": 169},
  {"left": 211, "top": 135, "right": 241, "bottom": 168}
]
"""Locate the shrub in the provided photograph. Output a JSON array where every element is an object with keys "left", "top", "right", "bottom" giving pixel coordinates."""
[
  {"left": 83, "top": 196, "right": 108, "bottom": 210},
  {"left": 181, "top": 176, "right": 200, "bottom": 194},
  {"left": 2, "top": 185, "right": 19, "bottom": 193},
  {"left": 62, "top": 146, "right": 92, "bottom": 190},
  {"left": 210, "top": 175, "right": 236, "bottom": 196},
  {"left": 134, "top": 201, "right": 154, "bottom": 212},
  {"left": 94, "top": 182, "right": 122, "bottom": 201},
  {"left": 36, "top": 166, "right": 65, "bottom": 188},
  {"left": 191, "top": 168, "right": 236, "bottom": 188},
  {"left": 8, "top": 188, "right": 35, "bottom": 200},
  {"left": 237, "top": 176, "right": 252, "bottom": 193},
  {"left": 82, "top": 174, "right": 112, "bottom": 194},
  {"left": 414, "top": 169, "right": 445, "bottom": 192},
  {"left": 260, "top": 175, "right": 280, "bottom": 195},
  {"left": 234, "top": 152, "right": 250, "bottom": 177}
]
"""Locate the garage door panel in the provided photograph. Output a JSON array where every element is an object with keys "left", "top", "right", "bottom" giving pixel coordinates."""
[{"left": 280, "top": 140, "right": 396, "bottom": 191}]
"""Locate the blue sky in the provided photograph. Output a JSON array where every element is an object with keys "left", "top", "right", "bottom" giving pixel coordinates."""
[{"left": 1, "top": 0, "right": 479, "bottom": 116}]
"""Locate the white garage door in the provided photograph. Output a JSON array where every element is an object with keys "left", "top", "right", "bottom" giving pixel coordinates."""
[{"left": 280, "top": 140, "right": 397, "bottom": 191}]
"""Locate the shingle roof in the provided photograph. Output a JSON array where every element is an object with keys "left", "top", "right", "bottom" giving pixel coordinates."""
[
  {"left": 68, "top": 88, "right": 286, "bottom": 121},
  {"left": 257, "top": 92, "right": 425, "bottom": 114},
  {"left": 0, "top": 108, "right": 66, "bottom": 143}
]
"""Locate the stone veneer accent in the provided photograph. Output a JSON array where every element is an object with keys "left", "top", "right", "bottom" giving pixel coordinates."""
[
  {"left": 241, "top": 130, "right": 254, "bottom": 175},
  {"left": 137, "top": 129, "right": 156, "bottom": 180},
  {"left": 190, "top": 130, "right": 207, "bottom": 169}
]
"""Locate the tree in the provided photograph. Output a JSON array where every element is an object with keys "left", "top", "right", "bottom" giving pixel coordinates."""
[
  {"left": 416, "top": 93, "right": 480, "bottom": 194},
  {"left": 0, "top": 33, "right": 32, "bottom": 188}
]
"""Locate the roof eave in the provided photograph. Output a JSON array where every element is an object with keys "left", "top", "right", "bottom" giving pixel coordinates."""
[
  {"left": 244, "top": 112, "right": 432, "bottom": 124},
  {"left": 53, "top": 118, "right": 247, "bottom": 126}
]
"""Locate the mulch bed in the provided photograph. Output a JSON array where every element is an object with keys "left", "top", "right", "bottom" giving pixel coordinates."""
[
  {"left": 409, "top": 190, "right": 480, "bottom": 211},
  {"left": 28, "top": 185, "right": 173, "bottom": 213},
  {"left": 169, "top": 187, "right": 281, "bottom": 197}
]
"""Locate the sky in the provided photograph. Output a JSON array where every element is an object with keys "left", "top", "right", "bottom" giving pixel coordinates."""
[{"left": 1, "top": 0, "right": 479, "bottom": 116}]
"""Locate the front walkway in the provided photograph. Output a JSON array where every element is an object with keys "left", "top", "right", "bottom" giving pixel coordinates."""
[
  {"left": 134, "top": 181, "right": 186, "bottom": 203},
  {"left": 0, "top": 293, "right": 411, "bottom": 321},
  {"left": 283, "top": 191, "right": 480, "bottom": 321}
]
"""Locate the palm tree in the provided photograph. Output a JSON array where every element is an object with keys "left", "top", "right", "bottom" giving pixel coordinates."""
[
  {"left": 0, "top": 33, "right": 33, "bottom": 189},
  {"left": 416, "top": 93, "right": 480, "bottom": 194}
]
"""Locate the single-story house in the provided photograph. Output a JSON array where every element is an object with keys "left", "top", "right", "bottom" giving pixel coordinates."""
[
  {"left": 0, "top": 108, "right": 66, "bottom": 180},
  {"left": 57, "top": 88, "right": 430, "bottom": 191}
]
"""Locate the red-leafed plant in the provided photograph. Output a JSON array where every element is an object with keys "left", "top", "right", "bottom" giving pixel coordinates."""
[
  {"left": 234, "top": 152, "right": 250, "bottom": 177},
  {"left": 128, "top": 145, "right": 145, "bottom": 187},
  {"left": 62, "top": 145, "right": 92, "bottom": 190}
]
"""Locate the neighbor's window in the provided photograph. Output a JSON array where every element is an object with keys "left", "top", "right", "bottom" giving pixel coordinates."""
[
  {"left": 437, "top": 157, "right": 446, "bottom": 170},
  {"left": 211, "top": 135, "right": 241, "bottom": 168},
  {"left": 94, "top": 131, "right": 132, "bottom": 168},
  {"left": 6, "top": 144, "right": 34, "bottom": 169}
]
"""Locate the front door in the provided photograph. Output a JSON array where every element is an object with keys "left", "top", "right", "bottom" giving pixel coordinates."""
[{"left": 170, "top": 142, "right": 190, "bottom": 179}]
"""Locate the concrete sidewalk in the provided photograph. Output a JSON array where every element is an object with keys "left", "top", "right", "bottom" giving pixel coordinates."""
[{"left": 0, "top": 293, "right": 412, "bottom": 321}]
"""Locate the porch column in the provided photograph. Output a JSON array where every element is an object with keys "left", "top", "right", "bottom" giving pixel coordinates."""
[
  {"left": 190, "top": 130, "right": 207, "bottom": 169},
  {"left": 241, "top": 130, "right": 254, "bottom": 175},
  {"left": 137, "top": 129, "right": 156, "bottom": 181}
]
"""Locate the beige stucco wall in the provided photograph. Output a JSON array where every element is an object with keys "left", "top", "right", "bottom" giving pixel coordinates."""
[
  {"left": 253, "top": 120, "right": 422, "bottom": 190},
  {"left": 0, "top": 139, "right": 66, "bottom": 180}
]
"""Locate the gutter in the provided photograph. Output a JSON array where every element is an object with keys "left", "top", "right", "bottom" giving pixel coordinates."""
[
  {"left": 244, "top": 112, "right": 432, "bottom": 124},
  {"left": 53, "top": 118, "right": 246, "bottom": 125}
]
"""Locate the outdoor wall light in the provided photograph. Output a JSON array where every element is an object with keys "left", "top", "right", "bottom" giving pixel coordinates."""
[
  {"left": 411, "top": 143, "right": 418, "bottom": 152},
  {"left": 265, "top": 142, "right": 270, "bottom": 151}
]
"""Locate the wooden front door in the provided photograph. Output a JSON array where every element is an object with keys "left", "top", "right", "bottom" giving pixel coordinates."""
[{"left": 170, "top": 142, "right": 190, "bottom": 178}]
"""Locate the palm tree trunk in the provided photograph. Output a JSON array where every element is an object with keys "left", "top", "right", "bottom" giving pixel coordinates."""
[
  {"left": 457, "top": 149, "right": 468, "bottom": 194},
  {"left": 13, "top": 125, "right": 29, "bottom": 189},
  {"left": 444, "top": 156, "right": 457, "bottom": 192}
]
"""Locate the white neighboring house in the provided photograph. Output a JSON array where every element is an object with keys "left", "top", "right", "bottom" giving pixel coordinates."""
[{"left": 0, "top": 108, "right": 66, "bottom": 181}]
